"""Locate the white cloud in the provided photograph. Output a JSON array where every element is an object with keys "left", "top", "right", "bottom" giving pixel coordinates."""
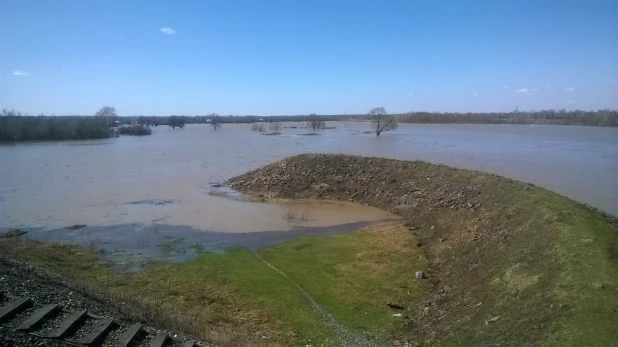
[
  {"left": 12, "top": 70, "right": 28, "bottom": 76},
  {"left": 565, "top": 87, "right": 575, "bottom": 92},
  {"left": 516, "top": 87, "right": 537, "bottom": 95},
  {"left": 160, "top": 27, "right": 176, "bottom": 35}
]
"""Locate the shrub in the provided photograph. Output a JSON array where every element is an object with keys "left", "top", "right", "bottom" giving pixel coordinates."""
[{"left": 117, "top": 124, "right": 152, "bottom": 136}]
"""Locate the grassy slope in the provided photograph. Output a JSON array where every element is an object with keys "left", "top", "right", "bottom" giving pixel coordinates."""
[
  {"left": 1, "top": 222, "right": 428, "bottom": 346},
  {"left": 0, "top": 241, "right": 335, "bottom": 346},
  {"left": 259, "top": 223, "right": 428, "bottom": 339},
  {"left": 228, "top": 154, "right": 618, "bottom": 346},
  {"left": 540, "top": 191, "right": 618, "bottom": 346}
]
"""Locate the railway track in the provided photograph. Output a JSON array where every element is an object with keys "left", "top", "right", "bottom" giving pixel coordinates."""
[{"left": 0, "top": 292, "right": 200, "bottom": 347}]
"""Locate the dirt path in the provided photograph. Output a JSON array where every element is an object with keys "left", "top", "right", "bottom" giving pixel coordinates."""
[{"left": 254, "top": 255, "right": 377, "bottom": 347}]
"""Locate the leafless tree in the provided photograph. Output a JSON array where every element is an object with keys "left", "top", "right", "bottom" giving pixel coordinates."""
[
  {"left": 251, "top": 123, "right": 266, "bottom": 132},
  {"left": 369, "top": 107, "right": 398, "bottom": 136},
  {"left": 269, "top": 122, "right": 282, "bottom": 131},
  {"left": 307, "top": 113, "right": 325, "bottom": 130},
  {"left": 167, "top": 115, "right": 185, "bottom": 129},
  {"left": 209, "top": 113, "right": 222, "bottom": 131}
]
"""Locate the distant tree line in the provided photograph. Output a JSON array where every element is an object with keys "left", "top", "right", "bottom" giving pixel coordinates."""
[
  {"left": 128, "top": 114, "right": 342, "bottom": 127},
  {"left": 0, "top": 106, "right": 157, "bottom": 142},
  {"left": 145, "top": 109, "right": 618, "bottom": 127},
  {"left": 0, "top": 108, "right": 116, "bottom": 141},
  {"left": 3, "top": 108, "right": 616, "bottom": 142},
  {"left": 395, "top": 109, "right": 618, "bottom": 127}
]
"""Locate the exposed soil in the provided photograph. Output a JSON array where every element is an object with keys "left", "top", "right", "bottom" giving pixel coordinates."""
[{"left": 228, "top": 153, "right": 613, "bottom": 345}]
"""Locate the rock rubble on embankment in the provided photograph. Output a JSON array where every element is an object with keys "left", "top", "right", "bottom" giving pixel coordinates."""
[{"left": 229, "top": 153, "right": 618, "bottom": 346}]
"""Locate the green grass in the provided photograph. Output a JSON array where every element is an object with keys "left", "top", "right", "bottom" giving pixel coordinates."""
[
  {"left": 190, "top": 243, "right": 206, "bottom": 253},
  {"left": 539, "top": 192, "right": 618, "bottom": 346},
  {"left": 259, "top": 222, "right": 428, "bottom": 338},
  {"left": 0, "top": 222, "right": 427, "bottom": 346},
  {"left": 0, "top": 239, "right": 339, "bottom": 346},
  {"left": 158, "top": 237, "right": 184, "bottom": 253},
  {"left": 119, "top": 247, "right": 338, "bottom": 346}
]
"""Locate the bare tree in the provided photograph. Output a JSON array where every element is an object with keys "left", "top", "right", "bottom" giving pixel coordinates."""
[
  {"left": 307, "top": 113, "right": 325, "bottom": 130},
  {"left": 209, "top": 113, "right": 222, "bottom": 131},
  {"left": 167, "top": 115, "right": 185, "bottom": 129},
  {"left": 369, "top": 107, "right": 398, "bottom": 136},
  {"left": 269, "top": 122, "right": 282, "bottom": 131}
]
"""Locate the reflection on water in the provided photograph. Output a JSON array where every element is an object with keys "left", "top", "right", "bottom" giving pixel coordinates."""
[{"left": 1, "top": 122, "right": 617, "bottom": 234}]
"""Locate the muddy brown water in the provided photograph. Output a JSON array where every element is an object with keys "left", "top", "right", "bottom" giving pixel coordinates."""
[{"left": 1, "top": 122, "right": 617, "bottom": 264}]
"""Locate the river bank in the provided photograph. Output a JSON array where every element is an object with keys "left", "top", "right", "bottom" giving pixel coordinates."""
[
  {"left": 1, "top": 154, "right": 616, "bottom": 346},
  {"left": 229, "top": 153, "right": 618, "bottom": 346}
]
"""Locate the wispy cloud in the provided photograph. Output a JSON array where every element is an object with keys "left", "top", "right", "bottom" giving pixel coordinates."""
[
  {"left": 565, "top": 87, "right": 575, "bottom": 92},
  {"left": 516, "top": 87, "right": 537, "bottom": 95},
  {"left": 12, "top": 70, "right": 28, "bottom": 76},
  {"left": 160, "top": 27, "right": 176, "bottom": 35},
  {"left": 503, "top": 86, "right": 509, "bottom": 90}
]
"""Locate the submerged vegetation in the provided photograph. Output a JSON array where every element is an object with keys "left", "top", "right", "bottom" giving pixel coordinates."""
[
  {"left": 2, "top": 108, "right": 616, "bottom": 142},
  {"left": 135, "top": 109, "right": 618, "bottom": 127},
  {"left": 117, "top": 124, "right": 152, "bottom": 136}
]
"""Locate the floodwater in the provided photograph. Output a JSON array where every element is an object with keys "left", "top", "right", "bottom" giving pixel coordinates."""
[{"left": 1, "top": 122, "right": 617, "bottom": 237}]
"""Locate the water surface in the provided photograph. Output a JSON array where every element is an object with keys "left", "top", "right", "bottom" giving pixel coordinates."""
[{"left": 1, "top": 122, "right": 616, "bottom": 235}]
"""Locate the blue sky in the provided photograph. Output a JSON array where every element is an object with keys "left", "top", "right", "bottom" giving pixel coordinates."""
[{"left": 1, "top": 0, "right": 617, "bottom": 116}]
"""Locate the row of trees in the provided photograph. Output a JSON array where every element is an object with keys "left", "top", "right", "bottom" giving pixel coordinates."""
[
  {"left": 3, "top": 107, "right": 615, "bottom": 141},
  {"left": 118, "top": 109, "right": 618, "bottom": 129},
  {"left": 0, "top": 106, "right": 158, "bottom": 141},
  {"left": 0, "top": 107, "right": 117, "bottom": 141},
  {"left": 396, "top": 109, "right": 618, "bottom": 126}
]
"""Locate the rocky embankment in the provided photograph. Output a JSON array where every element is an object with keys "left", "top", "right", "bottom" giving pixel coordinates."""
[
  {"left": 229, "top": 154, "right": 486, "bottom": 215},
  {"left": 228, "top": 154, "right": 568, "bottom": 345},
  {"left": 0, "top": 258, "right": 202, "bottom": 347}
]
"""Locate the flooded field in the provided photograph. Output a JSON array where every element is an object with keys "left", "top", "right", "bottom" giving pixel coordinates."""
[{"left": 1, "top": 122, "right": 617, "bottom": 239}]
